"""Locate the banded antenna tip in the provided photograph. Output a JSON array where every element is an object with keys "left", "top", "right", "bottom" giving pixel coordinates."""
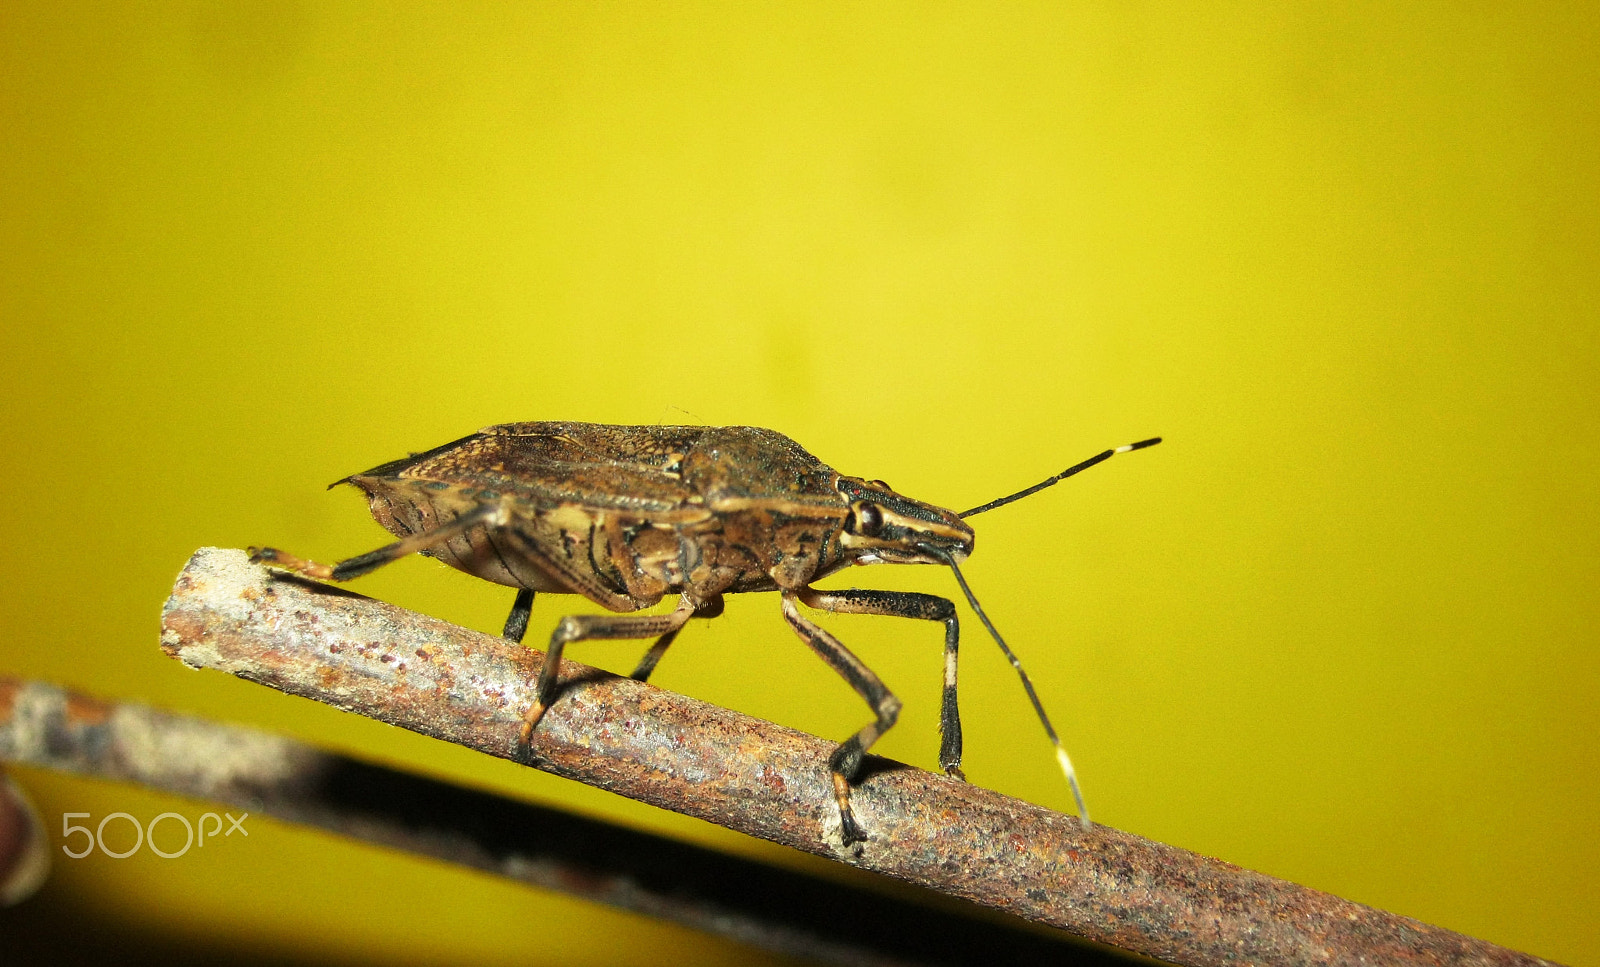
[
  {"left": 1055, "top": 747, "right": 1092, "bottom": 828},
  {"left": 1116, "top": 436, "right": 1162, "bottom": 454},
  {"left": 958, "top": 435, "right": 1162, "bottom": 519}
]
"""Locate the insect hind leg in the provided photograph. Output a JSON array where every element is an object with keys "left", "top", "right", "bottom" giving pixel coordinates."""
[
  {"left": 250, "top": 503, "right": 506, "bottom": 582},
  {"left": 781, "top": 592, "right": 903, "bottom": 845}
]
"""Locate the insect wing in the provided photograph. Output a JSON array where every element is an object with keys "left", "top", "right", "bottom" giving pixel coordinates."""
[{"left": 356, "top": 423, "right": 708, "bottom": 515}]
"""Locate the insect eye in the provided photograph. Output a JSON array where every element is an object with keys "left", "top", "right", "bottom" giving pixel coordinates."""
[
  {"left": 848, "top": 502, "right": 884, "bottom": 537},
  {"left": 870, "top": 479, "right": 893, "bottom": 491}
]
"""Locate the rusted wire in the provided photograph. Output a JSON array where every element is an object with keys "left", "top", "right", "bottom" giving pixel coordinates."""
[
  {"left": 150, "top": 547, "right": 1549, "bottom": 967},
  {"left": 0, "top": 678, "right": 1117, "bottom": 967}
]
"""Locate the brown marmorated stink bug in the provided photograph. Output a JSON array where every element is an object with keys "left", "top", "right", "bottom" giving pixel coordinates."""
[{"left": 249, "top": 422, "right": 1159, "bottom": 844}]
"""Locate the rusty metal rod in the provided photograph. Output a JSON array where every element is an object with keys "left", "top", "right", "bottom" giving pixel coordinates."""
[
  {"left": 155, "top": 548, "right": 1551, "bottom": 967},
  {"left": 0, "top": 677, "right": 1115, "bottom": 967}
]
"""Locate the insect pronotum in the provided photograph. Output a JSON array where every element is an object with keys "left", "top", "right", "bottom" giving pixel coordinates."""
[{"left": 249, "top": 423, "right": 1159, "bottom": 844}]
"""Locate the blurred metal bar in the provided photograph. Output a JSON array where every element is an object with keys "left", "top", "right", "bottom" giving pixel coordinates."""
[
  {"left": 149, "top": 547, "right": 1550, "bottom": 967},
  {"left": 0, "top": 678, "right": 1122, "bottom": 967}
]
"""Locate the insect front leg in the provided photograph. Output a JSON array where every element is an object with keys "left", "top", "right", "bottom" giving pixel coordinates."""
[
  {"left": 518, "top": 595, "right": 699, "bottom": 746},
  {"left": 794, "top": 587, "right": 964, "bottom": 780},
  {"left": 780, "top": 592, "right": 903, "bottom": 846}
]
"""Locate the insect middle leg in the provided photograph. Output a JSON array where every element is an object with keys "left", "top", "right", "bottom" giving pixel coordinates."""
[
  {"left": 794, "top": 587, "right": 964, "bottom": 779},
  {"left": 518, "top": 595, "right": 700, "bottom": 745},
  {"left": 627, "top": 594, "right": 724, "bottom": 683},
  {"left": 780, "top": 592, "right": 903, "bottom": 845},
  {"left": 502, "top": 588, "right": 536, "bottom": 641},
  {"left": 502, "top": 590, "right": 722, "bottom": 685}
]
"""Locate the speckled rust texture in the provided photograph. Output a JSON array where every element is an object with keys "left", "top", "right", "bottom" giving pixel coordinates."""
[{"left": 158, "top": 547, "right": 1556, "bottom": 967}]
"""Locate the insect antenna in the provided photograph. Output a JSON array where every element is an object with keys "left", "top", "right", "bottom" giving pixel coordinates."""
[
  {"left": 958, "top": 437, "right": 1161, "bottom": 519},
  {"left": 922, "top": 545, "right": 1093, "bottom": 827}
]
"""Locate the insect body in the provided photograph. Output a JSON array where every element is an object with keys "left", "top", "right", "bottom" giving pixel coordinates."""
[{"left": 249, "top": 422, "right": 1159, "bottom": 844}]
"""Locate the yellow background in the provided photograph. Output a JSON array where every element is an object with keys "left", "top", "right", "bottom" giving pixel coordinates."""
[{"left": 3, "top": 3, "right": 1596, "bottom": 964}]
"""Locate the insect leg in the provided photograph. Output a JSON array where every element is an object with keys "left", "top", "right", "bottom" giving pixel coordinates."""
[
  {"left": 795, "top": 588, "right": 964, "bottom": 779},
  {"left": 628, "top": 594, "right": 724, "bottom": 683},
  {"left": 249, "top": 503, "right": 506, "bottom": 581},
  {"left": 502, "top": 588, "right": 536, "bottom": 642},
  {"left": 498, "top": 527, "right": 642, "bottom": 613},
  {"left": 518, "top": 595, "right": 699, "bottom": 746},
  {"left": 780, "top": 592, "right": 902, "bottom": 845}
]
